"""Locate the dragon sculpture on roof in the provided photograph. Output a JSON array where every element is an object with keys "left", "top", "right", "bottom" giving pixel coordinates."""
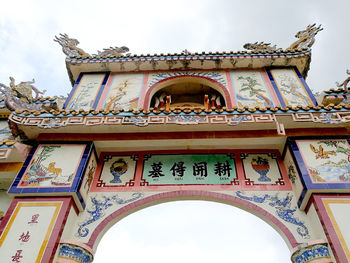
[
  {"left": 336, "top": 69, "right": 350, "bottom": 93},
  {"left": 243, "top": 24, "right": 323, "bottom": 52},
  {"left": 287, "top": 23, "right": 323, "bottom": 51},
  {"left": 0, "top": 77, "right": 47, "bottom": 111},
  {"left": 54, "top": 33, "right": 130, "bottom": 59},
  {"left": 243, "top": 41, "right": 281, "bottom": 52},
  {"left": 54, "top": 33, "right": 91, "bottom": 58}
]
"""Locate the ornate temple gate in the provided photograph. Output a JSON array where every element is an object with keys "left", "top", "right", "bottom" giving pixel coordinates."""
[{"left": 1, "top": 25, "right": 350, "bottom": 262}]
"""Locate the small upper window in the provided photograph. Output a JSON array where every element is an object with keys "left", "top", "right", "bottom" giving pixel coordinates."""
[{"left": 150, "top": 82, "right": 225, "bottom": 110}]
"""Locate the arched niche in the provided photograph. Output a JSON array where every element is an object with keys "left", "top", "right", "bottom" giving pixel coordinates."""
[
  {"left": 143, "top": 76, "right": 232, "bottom": 109},
  {"left": 86, "top": 191, "right": 298, "bottom": 253}
]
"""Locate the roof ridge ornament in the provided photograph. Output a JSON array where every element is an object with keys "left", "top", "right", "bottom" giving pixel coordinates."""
[
  {"left": 54, "top": 33, "right": 91, "bottom": 58},
  {"left": 0, "top": 77, "right": 49, "bottom": 111},
  {"left": 336, "top": 69, "right": 350, "bottom": 93},
  {"left": 287, "top": 23, "right": 323, "bottom": 51},
  {"left": 243, "top": 42, "right": 282, "bottom": 52},
  {"left": 54, "top": 33, "right": 130, "bottom": 59},
  {"left": 243, "top": 24, "right": 323, "bottom": 52},
  {"left": 93, "top": 46, "right": 130, "bottom": 58}
]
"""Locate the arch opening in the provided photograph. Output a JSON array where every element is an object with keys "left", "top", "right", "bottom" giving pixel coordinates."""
[
  {"left": 144, "top": 76, "right": 232, "bottom": 109},
  {"left": 93, "top": 199, "right": 291, "bottom": 263},
  {"left": 89, "top": 191, "right": 296, "bottom": 263}
]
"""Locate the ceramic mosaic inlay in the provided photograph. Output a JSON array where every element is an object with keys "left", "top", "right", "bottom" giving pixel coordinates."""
[
  {"left": 66, "top": 74, "right": 106, "bottom": 111},
  {"left": 18, "top": 145, "right": 86, "bottom": 188},
  {"left": 236, "top": 191, "right": 310, "bottom": 239},
  {"left": 231, "top": 71, "right": 275, "bottom": 108},
  {"left": 142, "top": 153, "right": 237, "bottom": 185},
  {"left": 270, "top": 69, "right": 312, "bottom": 107},
  {"left": 77, "top": 193, "right": 143, "bottom": 238},
  {"left": 80, "top": 152, "right": 97, "bottom": 202},
  {"left": 102, "top": 73, "right": 142, "bottom": 111},
  {"left": 147, "top": 71, "right": 228, "bottom": 90},
  {"left": 241, "top": 153, "right": 284, "bottom": 185},
  {"left": 94, "top": 155, "right": 138, "bottom": 188},
  {"left": 296, "top": 139, "right": 350, "bottom": 183}
]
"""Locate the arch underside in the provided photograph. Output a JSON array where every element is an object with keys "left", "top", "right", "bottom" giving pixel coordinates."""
[
  {"left": 86, "top": 190, "right": 301, "bottom": 252},
  {"left": 144, "top": 76, "right": 233, "bottom": 109}
]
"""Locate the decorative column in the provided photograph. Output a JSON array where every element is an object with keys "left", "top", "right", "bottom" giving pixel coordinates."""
[
  {"left": 56, "top": 241, "right": 93, "bottom": 263},
  {"left": 291, "top": 240, "right": 332, "bottom": 263}
]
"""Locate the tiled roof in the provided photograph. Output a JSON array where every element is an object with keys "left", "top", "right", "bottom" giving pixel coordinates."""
[
  {"left": 0, "top": 96, "right": 57, "bottom": 103},
  {"left": 324, "top": 88, "right": 347, "bottom": 94},
  {"left": 66, "top": 48, "right": 310, "bottom": 63},
  {"left": 13, "top": 103, "right": 350, "bottom": 118}
]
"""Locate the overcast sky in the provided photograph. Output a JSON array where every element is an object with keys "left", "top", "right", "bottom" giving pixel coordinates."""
[{"left": 1, "top": 1, "right": 350, "bottom": 262}]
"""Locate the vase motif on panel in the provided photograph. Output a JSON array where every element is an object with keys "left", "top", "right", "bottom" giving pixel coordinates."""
[
  {"left": 109, "top": 159, "right": 128, "bottom": 183},
  {"left": 251, "top": 156, "right": 271, "bottom": 182}
]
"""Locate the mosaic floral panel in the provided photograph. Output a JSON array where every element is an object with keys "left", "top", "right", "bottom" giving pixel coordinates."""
[
  {"left": 296, "top": 139, "right": 350, "bottom": 183},
  {"left": 270, "top": 69, "right": 313, "bottom": 107},
  {"left": 66, "top": 74, "right": 106, "bottom": 111},
  {"left": 231, "top": 71, "right": 275, "bottom": 108},
  {"left": 18, "top": 145, "right": 86, "bottom": 188},
  {"left": 142, "top": 153, "right": 237, "bottom": 185},
  {"left": 102, "top": 73, "right": 143, "bottom": 111},
  {"left": 95, "top": 155, "right": 138, "bottom": 188},
  {"left": 241, "top": 153, "right": 284, "bottom": 185}
]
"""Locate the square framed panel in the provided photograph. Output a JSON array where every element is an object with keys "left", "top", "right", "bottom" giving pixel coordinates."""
[{"left": 8, "top": 142, "right": 94, "bottom": 210}]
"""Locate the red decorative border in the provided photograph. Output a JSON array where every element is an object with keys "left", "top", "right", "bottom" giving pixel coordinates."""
[
  {"left": 311, "top": 194, "right": 350, "bottom": 263},
  {"left": 87, "top": 190, "right": 299, "bottom": 250},
  {"left": 0, "top": 196, "right": 75, "bottom": 263},
  {"left": 90, "top": 149, "right": 291, "bottom": 192}
]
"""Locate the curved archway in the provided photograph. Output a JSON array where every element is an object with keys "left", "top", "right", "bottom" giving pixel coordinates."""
[
  {"left": 87, "top": 191, "right": 298, "bottom": 252},
  {"left": 143, "top": 76, "right": 233, "bottom": 109},
  {"left": 94, "top": 200, "right": 291, "bottom": 263}
]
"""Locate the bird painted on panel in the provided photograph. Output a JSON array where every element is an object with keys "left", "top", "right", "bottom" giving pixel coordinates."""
[{"left": 309, "top": 144, "right": 336, "bottom": 159}]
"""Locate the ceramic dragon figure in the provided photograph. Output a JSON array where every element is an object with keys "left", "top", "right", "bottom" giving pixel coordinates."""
[
  {"left": 336, "top": 69, "right": 350, "bottom": 92},
  {"left": 0, "top": 77, "right": 46, "bottom": 111},
  {"left": 54, "top": 33, "right": 91, "bottom": 58},
  {"left": 287, "top": 24, "right": 323, "bottom": 51},
  {"left": 94, "top": 46, "right": 130, "bottom": 58},
  {"left": 243, "top": 41, "right": 281, "bottom": 52}
]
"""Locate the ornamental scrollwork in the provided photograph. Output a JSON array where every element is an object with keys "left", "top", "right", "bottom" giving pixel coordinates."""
[
  {"left": 77, "top": 193, "right": 143, "bottom": 238},
  {"left": 236, "top": 191, "right": 310, "bottom": 238}
]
